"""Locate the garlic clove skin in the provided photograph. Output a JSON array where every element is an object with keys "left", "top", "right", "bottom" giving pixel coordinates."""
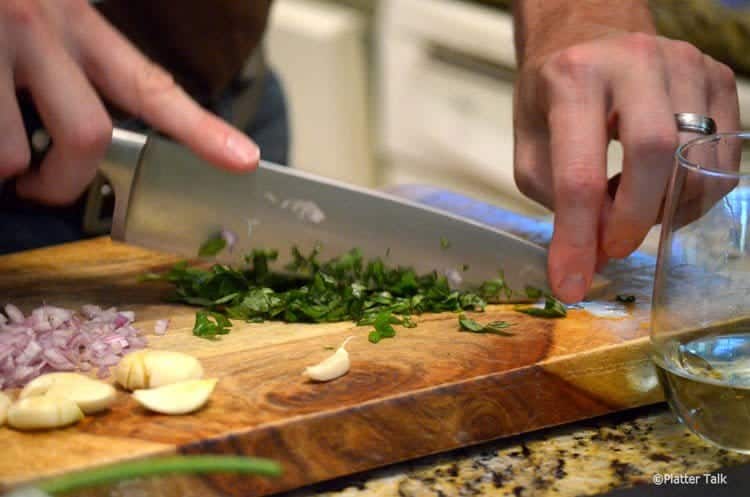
[
  {"left": 132, "top": 379, "right": 218, "bottom": 415},
  {"left": 0, "top": 391, "right": 10, "bottom": 425},
  {"left": 303, "top": 337, "right": 354, "bottom": 382},
  {"left": 115, "top": 350, "right": 203, "bottom": 391},
  {"left": 7, "top": 395, "right": 83, "bottom": 430}
]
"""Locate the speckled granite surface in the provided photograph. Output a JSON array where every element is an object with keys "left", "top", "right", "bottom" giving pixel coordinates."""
[{"left": 279, "top": 405, "right": 750, "bottom": 497}]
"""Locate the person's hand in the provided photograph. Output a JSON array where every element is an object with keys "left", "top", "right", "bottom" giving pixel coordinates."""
[
  {"left": 513, "top": 29, "right": 739, "bottom": 303},
  {"left": 0, "top": 0, "right": 260, "bottom": 205}
]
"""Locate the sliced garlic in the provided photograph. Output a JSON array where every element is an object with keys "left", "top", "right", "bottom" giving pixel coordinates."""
[
  {"left": 303, "top": 336, "right": 355, "bottom": 382},
  {"left": 0, "top": 391, "right": 11, "bottom": 425},
  {"left": 20, "top": 372, "right": 116, "bottom": 414},
  {"left": 132, "top": 379, "right": 218, "bottom": 415},
  {"left": 115, "top": 350, "right": 204, "bottom": 391},
  {"left": 7, "top": 395, "right": 83, "bottom": 431}
]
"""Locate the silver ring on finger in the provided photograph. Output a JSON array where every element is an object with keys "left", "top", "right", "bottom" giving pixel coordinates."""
[{"left": 674, "top": 113, "right": 717, "bottom": 135}]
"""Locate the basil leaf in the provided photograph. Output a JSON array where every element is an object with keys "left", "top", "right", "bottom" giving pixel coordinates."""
[
  {"left": 515, "top": 295, "right": 567, "bottom": 318},
  {"left": 458, "top": 313, "right": 514, "bottom": 335}
]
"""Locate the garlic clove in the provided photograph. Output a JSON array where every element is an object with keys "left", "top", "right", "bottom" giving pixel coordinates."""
[
  {"left": 115, "top": 350, "right": 203, "bottom": 391},
  {"left": 144, "top": 351, "right": 203, "bottom": 388},
  {"left": 7, "top": 395, "right": 83, "bottom": 430},
  {"left": 0, "top": 391, "right": 10, "bottom": 425},
  {"left": 21, "top": 372, "right": 93, "bottom": 398},
  {"left": 132, "top": 379, "right": 218, "bottom": 415},
  {"left": 45, "top": 379, "right": 116, "bottom": 415},
  {"left": 20, "top": 372, "right": 116, "bottom": 415},
  {"left": 303, "top": 336, "right": 355, "bottom": 382}
]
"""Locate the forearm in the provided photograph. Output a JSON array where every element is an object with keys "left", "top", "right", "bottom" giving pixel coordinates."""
[{"left": 511, "top": 0, "right": 656, "bottom": 64}]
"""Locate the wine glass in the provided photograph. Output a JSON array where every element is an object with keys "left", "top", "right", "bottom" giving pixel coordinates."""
[{"left": 651, "top": 132, "right": 750, "bottom": 452}]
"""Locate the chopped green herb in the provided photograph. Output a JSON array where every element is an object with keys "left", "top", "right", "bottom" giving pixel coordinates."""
[
  {"left": 478, "top": 272, "right": 514, "bottom": 302},
  {"left": 458, "top": 313, "right": 514, "bottom": 335},
  {"left": 615, "top": 294, "right": 636, "bottom": 304},
  {"left": 515, "top": 294, "right": 567, "bottom": 318},
  {"left": 198, "top": 235, "right": 227, "bottom": 257},
  {"left": 193, "top": 310, "right": 232, "bottom": 338},
  {"left": 440, "top": 237, "right": 451, "bottom": 249},
  {"left": 150, "top": 247, "right": 491, "bottom": 340}
]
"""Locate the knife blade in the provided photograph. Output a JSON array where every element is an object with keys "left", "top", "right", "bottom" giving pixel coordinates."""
[{"left": 98, "top": 128, "right": 553, "bottom": 294}]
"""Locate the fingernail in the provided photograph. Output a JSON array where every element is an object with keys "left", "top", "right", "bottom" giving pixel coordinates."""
[
  {"left": 558, "top": 273, "right": 585, "bottom": 302},
  {"left": 226, "top": 133, "right": 260, "bottom": 167}
]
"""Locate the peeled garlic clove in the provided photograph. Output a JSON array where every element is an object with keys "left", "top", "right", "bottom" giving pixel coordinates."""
[
  {"left": 46, "top": 380, "right": 116, "bottom": 415},
  {"left": 7, "top": 395, "right": 83, "bottom": 430},
  {"left": 115, "top": 350, "right": 203, "bottom": 391},
  {"left": 0, "top": 392, "right": 10, "bottom": 425},
  {"left": 303, "top": 337, "right": 354, "bottom": 382},
  {"left": 132, "top": 379, "right": 217, "bottom": 415},
  {"left": 21, "top": 372, "right": 93, "bottom": 398},
  {"left": 20, "top": 372, "right": 116, "bottom": 415},
  {"left": 145, "top": 351, "right": 203, "bottom": 388}
]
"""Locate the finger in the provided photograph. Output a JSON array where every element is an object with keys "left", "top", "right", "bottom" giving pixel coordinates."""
[
  {"left": 706, "top": 57, "right": 740, "bottom": 135},
  {"left": 513, "top": 119, "right": 554, "bottom": 210},
  {"left": 0, "top": 65, "right": 30, "bottom": 178},
  {"left": 73, "top": 9, "right": 259, "bottom": 172},
  {"left": 595, "top": 194, "right": 613, "bottom": 272},
  {"left": 601, "top": 45, "right": 678, "bottom": 259},
  {"left": 13, "top": 28, "right": 111, "bottom": 205},
  {"left": 706, "top": 56, "right": 740, "bottom": 181},
  {"left": 544, "top": 58, "right": 608, "bottom": 303}
]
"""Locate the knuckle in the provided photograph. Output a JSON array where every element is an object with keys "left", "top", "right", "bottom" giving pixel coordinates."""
[
  {"left": 542, "top": 46, "right": 597, "bottom": 84},
  {"left": 556, "top": 168, "right": 605, "bottom": 203},
  {"left": 713, "top": 61, "right": 737, "bottom": 93},
  {"left": 134, "top": 61, "right": 179, "bottom": 115},
  {"left": 59, "top": 0, "right": 91, "bottom": 19},
  {"left": 669, "top": 40, "right": 704, "bottom": 68},
  {"left": 3, "top": 0, "right": 45, "bottom": 30},
  {"left": 60, "top": 114, "right": 112, "bottom": 155},
  {"left": 628, "top": 129, "right": 678, "bottom": 158},
  {"left": 622, "top": 32, "right": 660, "bottom": 59}
]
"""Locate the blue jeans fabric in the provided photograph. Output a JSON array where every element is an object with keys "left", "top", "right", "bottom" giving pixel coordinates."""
[{"left": 0, "top": 70, "right": 290, "bottom": 255}]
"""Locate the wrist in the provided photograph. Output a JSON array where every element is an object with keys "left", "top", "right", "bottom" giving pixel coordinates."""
[{"left": 512, "top": 0, "right": 656, "bottom": 66}]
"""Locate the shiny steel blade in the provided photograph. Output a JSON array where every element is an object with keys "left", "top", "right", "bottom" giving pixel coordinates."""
[{"left": 101, "top": 130, "right": 550, "bottom": 292}]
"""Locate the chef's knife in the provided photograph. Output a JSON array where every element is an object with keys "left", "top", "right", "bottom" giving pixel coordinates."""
[{"left": 94, "top": 128, "right": 558, "bottom": 293}]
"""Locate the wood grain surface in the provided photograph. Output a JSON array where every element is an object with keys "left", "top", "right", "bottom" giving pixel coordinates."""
[{"left": 0, "top": 189, "right": 662, "bottom": 496}]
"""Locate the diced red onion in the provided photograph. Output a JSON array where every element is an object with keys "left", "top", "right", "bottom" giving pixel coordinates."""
[
  {"left": 4, "top": 304, "right": 24, "bottom": 324},
  {"left": 153, "top": 319, "right": 169, "bottom": 336},
  {"left": 0, "top": 303, "right": 152, "bottom": 389}
]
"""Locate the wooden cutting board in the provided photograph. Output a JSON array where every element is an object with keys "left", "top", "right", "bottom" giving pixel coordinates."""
[{"left": 0, "top": 189, "right": 662, "bottom": 496}]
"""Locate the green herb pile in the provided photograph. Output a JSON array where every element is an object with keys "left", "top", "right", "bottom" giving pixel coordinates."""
[{"left": 144, "top": 245, "right": 565, "bottom": 342}]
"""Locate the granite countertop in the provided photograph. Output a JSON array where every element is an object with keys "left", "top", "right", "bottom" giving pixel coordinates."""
[{"left": 280, "top": 404, "right": 750, "bottom": 497}]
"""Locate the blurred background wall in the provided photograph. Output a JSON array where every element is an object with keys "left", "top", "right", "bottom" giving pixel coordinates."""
[{"left": 265, "top": 0, "right": 750, "bottom": 218}]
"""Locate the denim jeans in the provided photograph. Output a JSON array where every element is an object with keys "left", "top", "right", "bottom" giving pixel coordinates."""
[{"left": 0, "top": 70, "right": 290, "bottom": 255}]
